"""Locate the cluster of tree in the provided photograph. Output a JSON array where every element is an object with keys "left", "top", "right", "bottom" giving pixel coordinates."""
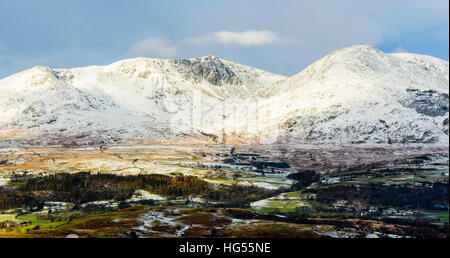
[
  {"left": 287, "top": 170, "right": 320, "bottom": 190},
  {"left": 137, "top": 173, "right": 210, "bottom": 197},
  {"left": 0, "top": 172, "right": 286, "bottom": 211},
  {"left": 0, "top": 189, "right": 44, "bottom": 211},
  {"left": 21, "top": 172, "right": 211, "bottom": 197},
  {"left": 0, "top": 172, "right": 136, "bottom": 211},
  {"left": 310, "top": 182, "right": 449, "bottom": 210},
  {"left": 205, "top": 184, "right": 285, "bottom": 208},
  {"left": 0, "top": 172, "right": 212, "bottom": 211}
]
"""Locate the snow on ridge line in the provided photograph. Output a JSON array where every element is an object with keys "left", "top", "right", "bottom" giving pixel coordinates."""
[{"left": 0, "top": 44, "right": 448, "bottom": 146}]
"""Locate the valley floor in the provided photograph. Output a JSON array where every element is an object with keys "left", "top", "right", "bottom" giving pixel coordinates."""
[{"left": 0, "top": 144, "right": 448, "bottom": 238}]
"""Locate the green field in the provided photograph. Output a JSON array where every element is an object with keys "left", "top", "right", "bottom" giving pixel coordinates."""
[{"left": 422, "top": 210, "right": 449, "bottom": 225}]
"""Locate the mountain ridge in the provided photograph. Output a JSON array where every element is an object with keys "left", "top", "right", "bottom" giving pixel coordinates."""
[{"left": 0, "top": 44, "right": 448, "bottom": 147}]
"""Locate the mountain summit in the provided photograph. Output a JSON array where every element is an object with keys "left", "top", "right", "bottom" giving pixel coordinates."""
[{"left": 0, "top": 45, "right": 448, "bottom": 147}]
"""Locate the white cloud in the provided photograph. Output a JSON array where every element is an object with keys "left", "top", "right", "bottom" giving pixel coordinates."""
[
  {"left": 127, "top": 37, "right": 177, "bottom": 58},
  {"left": 391, "top": 46, "right": 408, "bottom": 53},
  {"left": 185, "top": 30, "right": 298, "bottom": 47}
]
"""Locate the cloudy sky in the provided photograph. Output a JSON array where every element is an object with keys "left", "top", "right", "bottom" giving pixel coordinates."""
[{"left": 0, "top": 0, "right": 448, "bottom": 78}]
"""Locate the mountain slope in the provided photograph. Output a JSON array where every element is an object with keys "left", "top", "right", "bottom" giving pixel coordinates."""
[
  {"left": 0, "top": 45, "right": 448, "bottom": 147},
  {"left": 0, "top": 56, "right": 284, "bottom": 146},
  {"left": 255, "top": 45, "right": 449, "bottom": 145}
]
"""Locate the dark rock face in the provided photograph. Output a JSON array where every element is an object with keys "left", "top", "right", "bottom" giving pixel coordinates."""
[
  {"left": 401, "top": 89, "right": 449, "bottom": 117},
  {"left": 442, "top": 117, "right": 449, "bottom": 135},
  {"left": 22, "top": 102, "right": 46, "bottom": 118},
  {"left": 171, "top": 56, "right": 242, "bottom": 86}
]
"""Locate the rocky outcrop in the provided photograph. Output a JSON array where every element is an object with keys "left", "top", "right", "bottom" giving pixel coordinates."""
[{"left": 172, "top": 56, "right": 242, "bottom": 86}]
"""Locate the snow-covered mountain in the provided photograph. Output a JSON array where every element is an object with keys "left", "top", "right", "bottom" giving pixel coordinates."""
[
  {"left": 0, "top": 56, "right": 284, "bottom": 146},
  {"left": 264, "top": 45, "right": 449, "bottom": 145},
  {"left": 0, "top": 45, "right": 448, "bottom": 147}
]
